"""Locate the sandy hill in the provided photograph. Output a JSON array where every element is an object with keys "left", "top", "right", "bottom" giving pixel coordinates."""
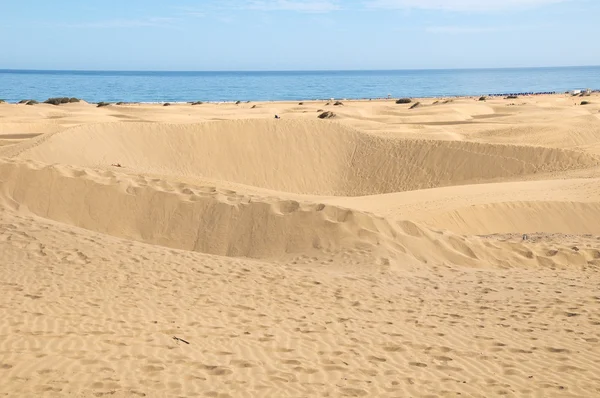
[
  {"left": 7, "top": 119, "right": 599, "bottom": 196},
  {"left": 2, "top": 158, "right": 597, "bottom": 270},
  {"left": 0, "top": 95, "right": 599, "bottom": 397}
]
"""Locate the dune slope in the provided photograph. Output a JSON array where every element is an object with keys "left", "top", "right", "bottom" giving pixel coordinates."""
[
  {"left": 0, "top": 159, "right": 397, "bottom": 259},
  {"left": 1, "top": 158, "right": 597, "bottom": 271},
  {"left": 9, "top": 120, "right": 598, "bottom": 196}
]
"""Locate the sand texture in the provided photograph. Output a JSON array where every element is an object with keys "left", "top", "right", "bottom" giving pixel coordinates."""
[{"left": 0, "top": 95, "right": 599, "bottom": 397}]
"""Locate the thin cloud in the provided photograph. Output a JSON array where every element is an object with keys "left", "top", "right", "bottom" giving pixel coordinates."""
[
  {"left": 173, "top": 6, "right": 206, "bottom": 18},
  {"left": 425, "top": 23, "right": 554, "bottom": 33},
  {"left": 172, "top": 1, "right": 341, "bottom": 14},
  {"left": 243, "top": 0, "right": 341, "bottom": 13},
  {"left": 367, "top": 0, "right": 574, "bottom": 12},
  {"left": 426, "top": 25, "right": 504, "bottom": 33},
  {"left": 66, "top": 17, "right": 177, "bottom": 29},
  {"left": 182, "top": 11, "right": 206, "bottom": 18}
]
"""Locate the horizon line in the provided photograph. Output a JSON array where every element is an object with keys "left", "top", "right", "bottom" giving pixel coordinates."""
[{"left": 1, "top": 65, "right": 599, "bottom": 74}]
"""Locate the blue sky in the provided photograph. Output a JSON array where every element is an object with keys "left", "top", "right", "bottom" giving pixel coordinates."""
[{"left": 0, "top": 0, "right": 598, "bottom": 70}]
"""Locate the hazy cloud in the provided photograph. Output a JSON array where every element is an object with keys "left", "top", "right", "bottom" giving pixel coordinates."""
[
  {"left": 367, "top": 0, "right": 573, "bottom": 12},
  {"left": 66, "top": 17, "right": 177, "bottom": 29},
  {"left": 242, "top": 0, "right": 341, "bottom": 13},
  {"left": 173, "top": 6, "right": 206, "bottom": 18},
  {"left": 425, "top": 25, "right": 505, "bottom": 33}
]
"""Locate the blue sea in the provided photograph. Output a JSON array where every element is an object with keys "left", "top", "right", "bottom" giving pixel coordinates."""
[{"left": 0, "top": 66, "right": 599, "bottom": 103}]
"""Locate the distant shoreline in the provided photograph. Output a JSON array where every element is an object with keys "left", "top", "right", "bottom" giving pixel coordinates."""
[{"left": 2, "top": 90, "right": 598, "bottom": 106}]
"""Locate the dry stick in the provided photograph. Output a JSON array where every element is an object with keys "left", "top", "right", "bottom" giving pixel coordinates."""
[{"left": 173, "top": 336, "right": 190, "bottom": 345}]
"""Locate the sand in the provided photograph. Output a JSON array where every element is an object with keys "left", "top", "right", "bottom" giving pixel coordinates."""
[{"left": 0, "top": 95, "right": 599, "bottom": 397}]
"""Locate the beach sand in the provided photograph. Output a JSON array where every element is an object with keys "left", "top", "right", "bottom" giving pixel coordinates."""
[{"left": 0, "top": 94, "right": 599, "bottom": 397}]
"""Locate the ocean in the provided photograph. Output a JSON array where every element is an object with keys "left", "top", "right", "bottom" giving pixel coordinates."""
[{"left": 0, "top": 66, "right": 599, "bottom": 103}]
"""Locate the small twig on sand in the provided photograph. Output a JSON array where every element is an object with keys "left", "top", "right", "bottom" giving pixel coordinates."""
[{"left": 173, "top": 336, "right": 190, "bottom": 345}]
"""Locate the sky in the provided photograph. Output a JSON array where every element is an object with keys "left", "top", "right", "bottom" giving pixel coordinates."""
[{"left": 0, "top": 0, "right": 599, "bottom": 71}]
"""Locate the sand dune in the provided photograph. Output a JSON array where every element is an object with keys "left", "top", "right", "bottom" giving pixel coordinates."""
[
  {"left": 0, "top": 123, "right": 62, "bottom": 136},
  {"left": 9, "top": 120, "right": 599, "bottom": 196},
  {"left": 1, "top": 158, "right": 596, "bottom": 272},
  {"left": 470, "top": 115, "right": 600, "bottom": 152},
  {"left": 333, "top": 178, "right": 600, "bottom": 235},
  {"left": 0, "top": 158, "right": 397, "bottom": 259},
  {"left": 416, "top": 197, "right": 600, "bottom": 235},
  {"left": 422, "top": 201, "right": 600, "bottom": 235},
  {"left": 1, "top": 95, "right": 599, "bottom": 397}
]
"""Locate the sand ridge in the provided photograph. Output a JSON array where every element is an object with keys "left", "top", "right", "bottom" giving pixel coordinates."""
[
  {"left": 2, "top": 157, "right": 597, "bottom": 270},
  {"left": 0, "top": 94, "right": 599, "bottom": 397},
  {"left": 331, "top": 178, "right": 600, "bottom": 234},
  {"left": 6, "top": 119, "right": 599, "bottom": 195}
]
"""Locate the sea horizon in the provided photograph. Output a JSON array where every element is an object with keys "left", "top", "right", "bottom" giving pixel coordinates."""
[
  {"left": 2, "top": 65, "right": 599, "bottom": 103},
  {"left": 2, "top": 64, "right": 600, "bottom": 73}
]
